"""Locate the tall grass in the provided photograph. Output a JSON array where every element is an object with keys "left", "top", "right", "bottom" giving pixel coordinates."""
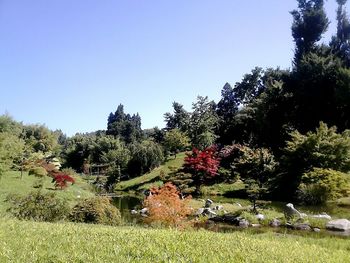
[{"left": 1, "top": 218, "right": 350, "bottom": 262}]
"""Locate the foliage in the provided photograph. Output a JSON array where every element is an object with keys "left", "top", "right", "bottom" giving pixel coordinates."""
[
  {"left": 278, "top": 122, "right": 350, "bottom": 199},
  {"left": 6, "top": 191, "right": 69, "bottom": 222},
  {"left": 163, "top": 129, "right": 190, "bottom": 157},
  {"left": 291, "top": 0, "right": 329, "bottom": 63},
  {"left": 165, "top": 169, "right": 195, "bottom": 195},
  {"left": 106, "top": 104, "right": 142, "bottom": 143},
  {"left": 189, "top": 96, "right": 218, "bottom": 149},
  {"left": 297, "top": 168, "right": 349, "bottom": 204},
  {"left": 52, "top": 173, "right": 75, "bottom": 189},
  {"left": 143, "top": 183, "right": 192, "bottom": 228},
  {"left": 70, "top": 196, "right": 121, "bottom": 226},
  {"left": 183, "top": 146, "right": 220, "bottom": 194},
  {"left": 0, "top": 132, "right": 25, "bottom": 176},
  {"left": 127, "top": 140, "right": 164, "bottom": 177},
  {"left": 164, "top": 102, "right": 190, "bottom": 133},
  {"left": 28, "top": 166, "right": 48, "bottom": 177},
  {"left": 229, "top": 145, "right": 277, "bottom": 210}
]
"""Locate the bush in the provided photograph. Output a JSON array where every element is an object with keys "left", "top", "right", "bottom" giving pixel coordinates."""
[
  {"left": 61, "top": 167, "right": 79, "bottom": 177},
  {"left": 28, "top": 166, "right": 48, "bottom": 177},
  {"left": 52, "top": 173, "right": 75, "bottom": 189},
  {"left": 297, "top": 168, "right": 349, "bottom": 205},
  {"left": 70, "top": 196, "right": 122, "bottom": 226},
  {"left": 143, "top": 183, "right": 192, "bottom": 228},
  {"left": 6, "top": 191, "right": 69, "bottom": 222}
]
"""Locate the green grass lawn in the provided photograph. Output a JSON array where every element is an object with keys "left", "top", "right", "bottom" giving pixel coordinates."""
[
  {"left": 1, "top": 218, "right": 350, "bottom": 262},
  {"left": 114, "top": 152, "right": 186, "bottom": 191},
  {"left": 0, "top": 171, "right": 94, "bottom": 216}
]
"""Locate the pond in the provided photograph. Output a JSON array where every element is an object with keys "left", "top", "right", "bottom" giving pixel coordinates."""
[{"left": 112, "top": 194, "right": 350, "bottom": 236}]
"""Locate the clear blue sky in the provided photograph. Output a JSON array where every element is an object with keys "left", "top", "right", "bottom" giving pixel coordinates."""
[{"left": 0, "top": 0, "right": 347, "bottom": 136}]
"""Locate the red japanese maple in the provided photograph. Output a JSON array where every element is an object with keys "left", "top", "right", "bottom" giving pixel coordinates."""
[
  {"left": 52, "top": 173, "right": 75, "bottom": 189},
  {"left": 184, "top": 146, "right": 220, "bottom": 179}
]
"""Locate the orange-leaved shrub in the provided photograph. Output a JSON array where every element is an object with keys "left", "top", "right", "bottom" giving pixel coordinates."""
[{"left": 143, "top": 182, "right": 192, "bottom": 228}]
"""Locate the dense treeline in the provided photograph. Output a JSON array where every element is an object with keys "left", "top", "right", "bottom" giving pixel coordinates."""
[{"left": 1, "top": 0, "right": 350, "bottom": 203}]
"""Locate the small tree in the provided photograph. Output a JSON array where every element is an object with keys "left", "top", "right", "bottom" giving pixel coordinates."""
[
  {"left": 163, "top": 129, "right": 190, "bottom": 158},
  {"left": 52, "top": 173, "right": 75, "bottom": 189},
  {"left": 183, "top": 146, "right": 220, "bottom": 194},
  {"left": 231, "top": 145, "right": 277, "bottom": 212},
  {"left": 143, "top": 183, "right": 192, "bottom": 228}
]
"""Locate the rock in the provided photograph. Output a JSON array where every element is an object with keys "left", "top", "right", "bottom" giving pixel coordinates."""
[
  {"left": 284, "top": 203, "right": 306, "bottom": 220},
  {"left": 256, "top": 214, "right": 265, "bottom": 221},
  {"left": 130, "top": 209, "right": 138, "bottom": 215},
  {"left": 195, "top": 208, "right": 205, "bottom": 216},
  {"left": 251, "top": 223, "right": 261, "bottom": 228},
  {"left": 311, "top": 213, "right": 331, "bottom": 220},
  {"left": 293, "top": 223, "right": 311, "bottom": 231},
  {"left": 203, "top": 208, "right": 217, "bottom": 218},
  {"left": 140, "top": 208, "right": 149, "bottom": 217},
  {"left": 269, "top": 219, "right": 281, "bottom": 227},
  {"left": 239, "top": 219, "right": 249, "bottom": 228},
  {"left": 235, "top": 203, "right": 242, "bottom": 207},
  {"left": 326, "top": 219, "right": 350, "bottom": 231},
  {"left": 213, "top": 205, "right": 224, "bottom": 211},
  {"left": 205, "top": 199, "right": 214, "bottom": 208},
  {"left": 313, "top": 228, "right": 321, "bottom": 232}
]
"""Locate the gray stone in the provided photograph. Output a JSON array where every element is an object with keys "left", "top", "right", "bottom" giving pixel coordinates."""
[
  {"left": 311, "top": 213, "right": 331, "bottom": 220},
  {"left": 140, "top": 208, "right": 149, "bottom": 217},
  {"left": 313, "top": 228, "right": 321, "bottom": 232},
  {"left": 130, "top": 209, "right": 138, "bottom": 215},
  {"left": 213, "top": 205, "right": 224, "bottom": 211},
  {"left": 203, "top": 208, "right": 217, "bottom": 218},
  {"left": 205, "top": 199, "right": 214, "bottom": 208},
  {"left": 256, "top": 214, "right": 265, "bottom": 221},
  {"left": 326, "top": 219, "right": 350, "bottom": 231},
  {"left": 251, "top": 223, "right": 261, "bottom": 228},
  {"left": 284, "top": 203, "right": 306, "bottom": 220},
  {"left": 294, "top": 223, "right": 311, "bottom": 231},
  {"left": 196, "top": 208, "right": 205, "bottom": 216},
  {"left": 239, "top": 219, "right": 249, "bottom": 228},
  {"left": 269, "top": 219, "right": 281, "bottom": 227}
]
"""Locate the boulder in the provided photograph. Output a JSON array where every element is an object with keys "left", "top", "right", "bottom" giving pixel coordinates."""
[
  {"left": 205, "top": 199, "right": 214, "bottom": 208},
  {"left": 203, "top": 208, "right": 217, "bottom": 218},
  {"left": 326, "top": 219, "right": 350, "bottom": 231},
  {"left": 213, "top": 205, "right": 224, "bottom": 211},
  {"left": 293, "top": 223, "right": 311, "bottom": 231},
  {"left": 256, "top": 214, "right": 265, "bottom": 221},
  {"left": 269, "top": 219, "right": 281, "bottom": 227},
  {"left": 239, "top": 219, "right": 249, "bottom": 228},
  {"left": 209, "top": 214, "right": 240, "bottom": 225},
  {"left": 284, "top": 203, "right": 306, "bottom": 220},
  {"left": 130, "top": 209, "right": 138, "bottom": 215},
  {"left": 313, "top": 228, "right": 321, "bottom": 232},
  {"left": 251, "top": 223, "right": 261, "bottom": 228}
]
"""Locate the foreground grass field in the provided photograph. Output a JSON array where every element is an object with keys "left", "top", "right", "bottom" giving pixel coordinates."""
[{"left": 1, "top": 218, "right": 350, "bottom": 262}]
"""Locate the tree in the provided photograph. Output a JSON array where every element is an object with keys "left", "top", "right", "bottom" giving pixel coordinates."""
[
  {"left": 127, "top": 140, "right": 164, "bottom": 177},
  {"left": 164, "top": 102, "right": 190, "bottom": 132},
  {"left": 291, "top": 0, "right": 329, "bottom": 64},
  {"left": 189, "top": 96, "right": 218, "bottom": 149},
  {"left": 183, "top": 146, "right": 220, "bottom": 194},
  {"left": 163, "top": 129, "right": 190, "bottom": 158},
  {"left": 330, "top": 0, "right": 350, "bottom": 66},
  {"left": 106, "top": 104, "right": 142, "bottom": 143},
  {"left": 277, "top": 122, "right": 350, "bottom": 199}
]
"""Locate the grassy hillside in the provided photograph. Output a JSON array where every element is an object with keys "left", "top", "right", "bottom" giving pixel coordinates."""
[
  {"left": 115, "top": 152, "right": 186, "bottom": 191},
  {"left": 1, "top": 218, "right": 350, "bottom": 262},
  {"left": 0, "top": 171, "right": 94, "bottom": 216}
]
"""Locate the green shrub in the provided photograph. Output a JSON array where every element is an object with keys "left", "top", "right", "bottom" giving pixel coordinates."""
[
  {"left": 298, "top": 168, "right": 349, "bottom": 205},
  {"left": 6, "top": 191, "right": 69, "bottom": 222},
  {"left": 28, "top": 166, "right": 48, "bottom": 177},
  {"left": 61, "top": 167, "right": 79, "bottom": 177},
  {"left": 70, "top": 196, "right": 121, "bottom": 226},
  {"left": 32, "top": 178, "right": 44, "bottom": 189}
]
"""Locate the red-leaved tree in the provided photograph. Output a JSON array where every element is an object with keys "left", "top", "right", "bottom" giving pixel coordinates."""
[
  {"left": 184, "top": 146, "right": 220, "bottom": 194},
  {"left": 52, "top": 173, "right": 75, "bottom": 190}
]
